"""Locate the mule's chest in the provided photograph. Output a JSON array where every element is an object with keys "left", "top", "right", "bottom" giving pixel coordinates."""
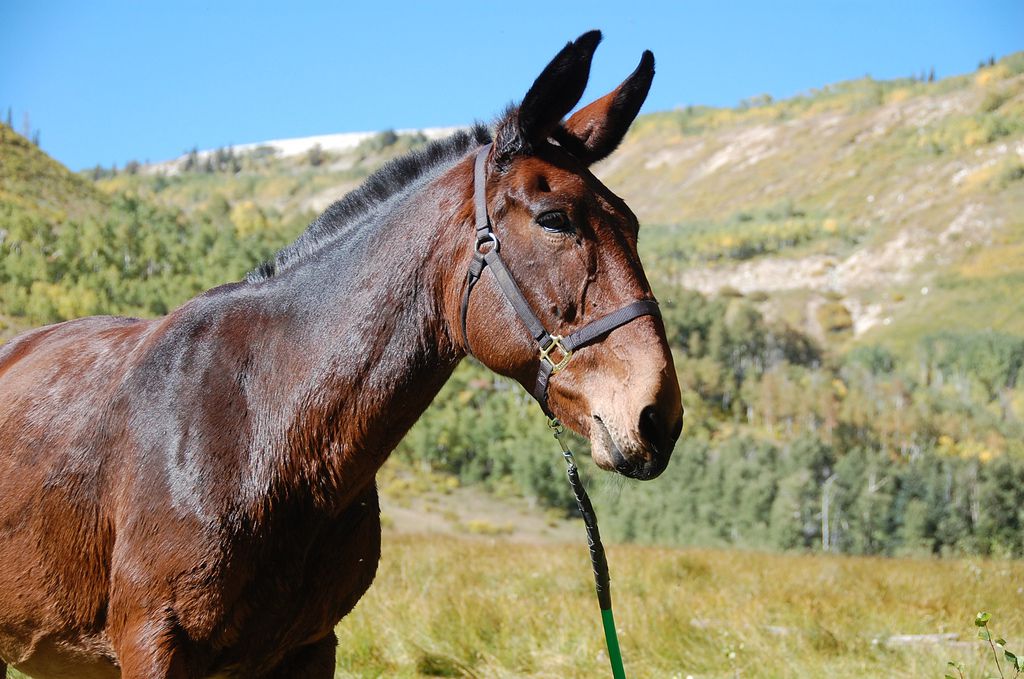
[{"left": 193, "top": 487, "right": 383, "bottom": 675}]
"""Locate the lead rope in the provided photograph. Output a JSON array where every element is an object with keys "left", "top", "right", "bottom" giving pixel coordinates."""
[{"left": 548, "top": 418, "right": 627, "bottom": 679}]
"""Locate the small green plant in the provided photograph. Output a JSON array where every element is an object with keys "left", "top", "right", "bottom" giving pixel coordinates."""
[{"left": 947, "top": 612, "right": 1024, "bottom": 679}]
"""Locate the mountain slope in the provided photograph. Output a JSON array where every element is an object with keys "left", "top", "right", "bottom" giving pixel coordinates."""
[
  {"left": 94, "top": 53, "right": 1024, "bottom": 354},
  {"left": 0, "top": 123, "right": 115, "bottom": 338},
  {"left": 1, "top": 123, "right": 111, "bottom": 222},
  {"left": 599, "top": 56, "right": 1024, "bottom": 351},
  {"left": 0, "top": 123, "right": 308, "bottom": 341}
]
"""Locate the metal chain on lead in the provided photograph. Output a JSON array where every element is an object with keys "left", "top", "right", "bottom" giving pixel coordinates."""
[{"left": 548, "top": 417, "right": 574, "bottom": 463}]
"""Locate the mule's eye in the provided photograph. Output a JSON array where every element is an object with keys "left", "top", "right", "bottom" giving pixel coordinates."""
[{"left": 536, "top": 210, "right": 572, "bottom": 234}]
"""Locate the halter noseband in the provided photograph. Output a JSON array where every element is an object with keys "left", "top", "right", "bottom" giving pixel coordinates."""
[{"left": 460, "top": 143, "right": 661, "bottom": 416}]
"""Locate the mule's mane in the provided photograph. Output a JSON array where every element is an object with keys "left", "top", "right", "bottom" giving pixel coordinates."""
[{"left": 247, "top": 123, "right": 493, "bottom": 282}]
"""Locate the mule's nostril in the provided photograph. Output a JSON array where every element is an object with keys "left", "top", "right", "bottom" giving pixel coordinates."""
[
  {"left": 669, "top": 414, "right": 683, "bottom": 442},
  {"left": 638, "top": 405, "right": 662, "bottom": 451},
  {"left": 639, "top": 405, "right": 682, "bottom": 457}
]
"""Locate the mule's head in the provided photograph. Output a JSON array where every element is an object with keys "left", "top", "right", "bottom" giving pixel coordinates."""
[{"left": 459, "top": 31, "right": 682, "bottom": 480}]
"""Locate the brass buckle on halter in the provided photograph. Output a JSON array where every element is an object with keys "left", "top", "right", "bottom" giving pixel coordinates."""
[{"left": 539, "top": 335, "right": 573, "bottom": 374}]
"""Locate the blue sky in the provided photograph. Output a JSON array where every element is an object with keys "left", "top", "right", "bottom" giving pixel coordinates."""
[{"left": 2, "top": 1, "right": 1022, "bottom": 170}]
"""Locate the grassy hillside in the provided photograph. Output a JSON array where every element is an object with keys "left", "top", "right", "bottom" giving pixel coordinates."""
[
  {"left": 93, "top": 132, "right": 431, "bottom": 236},
  {"left": 604, "top": 55, "right": 1024, "bottom": 354},
  {"left": 0, "top": 122, "right": 110, "bottom": 222},
  {"left": 0, "top": 123, "right": 116, "bottom": 338}
]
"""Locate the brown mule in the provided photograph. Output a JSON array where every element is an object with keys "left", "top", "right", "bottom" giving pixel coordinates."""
[{"left": 0, "top": 31, "right": 681, "bottom": 678}]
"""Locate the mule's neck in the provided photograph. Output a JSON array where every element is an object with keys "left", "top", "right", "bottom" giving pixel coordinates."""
[{"left": 240, "top": 159, "right": 474, "bottom": 513}]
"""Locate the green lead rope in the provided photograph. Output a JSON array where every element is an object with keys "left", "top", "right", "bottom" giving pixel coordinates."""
[{"left": 549, "top": 419, "right": 627, "bottom": 679}]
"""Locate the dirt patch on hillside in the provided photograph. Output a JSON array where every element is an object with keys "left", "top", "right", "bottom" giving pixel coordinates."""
[
  {"left": 694, "top": 124, "right": 780, "bottom": 179},
  {"left": 379, "top": 466, "right": 583, "bottom": 545},
  {"left": 676, "top": 201, "right": 999, "bottom": 338}
]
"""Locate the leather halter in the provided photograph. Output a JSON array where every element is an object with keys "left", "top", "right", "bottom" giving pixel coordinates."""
[{"left": 460, "top": 143, "right": 661, "bottom": 416}]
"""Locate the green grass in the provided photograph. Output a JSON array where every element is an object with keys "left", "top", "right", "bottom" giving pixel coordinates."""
[{"left": 329, "top": 535, "right": 1024, "bottom": 678}]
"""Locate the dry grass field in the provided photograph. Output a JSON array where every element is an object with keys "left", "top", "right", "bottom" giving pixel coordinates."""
[
  {"left": 328, "top": 533, "right": 1024, "bottom": 678},
  {"left": 7, "top": 464, "right": 1023, "bottom": 679}
]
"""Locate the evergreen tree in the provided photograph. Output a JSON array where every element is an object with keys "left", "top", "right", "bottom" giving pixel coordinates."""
[
  {"left": 307, "top": 143, "right": 324, "bottom": 167},
  {"left": 183, "top": 147, "right": 199, "bottom": 172}
]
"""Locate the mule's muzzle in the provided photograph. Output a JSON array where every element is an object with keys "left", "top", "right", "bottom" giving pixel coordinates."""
[
  {"left": 591, "top": 409, "right": 681, "bottom": 480},
  {"left": 629, "top": 451, "right": 672, "bottom": 480}
]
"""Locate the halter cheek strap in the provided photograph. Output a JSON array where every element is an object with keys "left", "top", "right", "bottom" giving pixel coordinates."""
[{"left": 460, "top": 143, "right": 661, "bottom": 416}]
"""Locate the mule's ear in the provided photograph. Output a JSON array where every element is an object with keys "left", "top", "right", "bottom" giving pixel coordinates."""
[
  {"left": 495, "top": 31, "right": 601, "bottom": 163},
  {"left": 557, "top": 50, "right": 654, "bottom": 165}
]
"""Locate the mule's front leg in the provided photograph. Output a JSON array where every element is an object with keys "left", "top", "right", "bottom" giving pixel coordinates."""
[
  {"left": 114, "top": 614, "right": 192, "bottom": 679},
  {"left": 264, "top": 633, "right": 337, "bottom": 679}
]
